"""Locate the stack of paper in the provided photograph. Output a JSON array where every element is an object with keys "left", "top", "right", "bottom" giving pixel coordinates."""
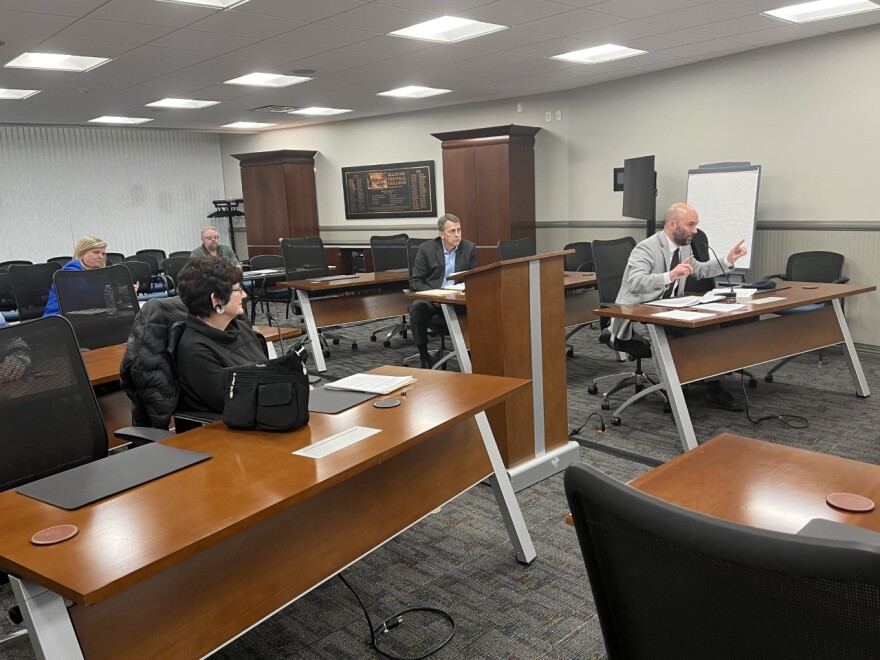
[{"left": 325, "top": 373, "right": 416, "bottom": 394}]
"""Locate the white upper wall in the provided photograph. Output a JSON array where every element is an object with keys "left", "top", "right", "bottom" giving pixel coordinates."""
[{"left": 219, "top": 24, "right": 880, "bottom": 232}]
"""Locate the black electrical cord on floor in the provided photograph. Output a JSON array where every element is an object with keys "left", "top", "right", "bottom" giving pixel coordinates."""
[
  {"left": 740, "top": 373, "right": 808, "bottom": 429},
  {"left": 569, "top": 411, "right": 606, "bottom": 436},
  {"left": 338, "top": 573, "right": 455, "bottom": 660}
]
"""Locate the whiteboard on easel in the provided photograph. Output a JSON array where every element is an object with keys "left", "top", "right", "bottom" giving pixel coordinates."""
[{"left": 686, "top": 165, "right": 760, "bottom": 270}]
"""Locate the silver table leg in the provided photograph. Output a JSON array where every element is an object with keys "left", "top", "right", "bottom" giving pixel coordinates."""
[
  {"left": 475, "top": 412, "right": 536, "bottom": 564},
  {"left": 648, "top": 325, "right": 698, "bottom": 452},
  {"left": 834, "top": 298, "right": 870, "bottom": 397},
  {"left": 9, "top": 576, "right": 83, "bottom": 660},
  {"left": 440, "top": 304, "right": 472, "bottom": 374},
  {"left": 296, "top": 290, "right": 326, "bottom": 373}
]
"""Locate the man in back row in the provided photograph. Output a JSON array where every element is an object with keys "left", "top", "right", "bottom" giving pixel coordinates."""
[
  {"left": 610, "top": 202, "right": 748, "bottom": 410},
  {"left": 192, "top": 227, "right": 240, "bottom": 265},
  {"left": 409, "top": 213, "right": 477, "bottom": 369}
]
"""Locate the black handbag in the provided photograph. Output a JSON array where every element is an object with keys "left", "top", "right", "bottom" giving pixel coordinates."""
[{"left": 222, "top": 348, "right": 310, "bottom": 432}]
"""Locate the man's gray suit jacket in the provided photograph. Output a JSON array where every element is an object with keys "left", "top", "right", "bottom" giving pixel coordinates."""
[
  {"left": 610, "top": 231, "right": 727, "bottom": 341},
  {"left": 410, "top": 237, "right": 477, "bottom": 291}
]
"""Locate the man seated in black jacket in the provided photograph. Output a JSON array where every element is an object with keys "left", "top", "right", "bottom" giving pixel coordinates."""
[{"left": 409, "top": 214, "right": 477, "bottom": 369}]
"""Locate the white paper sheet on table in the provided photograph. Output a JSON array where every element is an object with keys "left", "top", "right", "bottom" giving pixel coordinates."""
[{"left": 652, "top": 310, "right": 716, "bottom": 321}]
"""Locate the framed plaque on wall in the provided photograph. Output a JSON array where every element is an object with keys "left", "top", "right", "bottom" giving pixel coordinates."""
[{"left": 342, "top": 160, "right": 437, "bottom": 219}]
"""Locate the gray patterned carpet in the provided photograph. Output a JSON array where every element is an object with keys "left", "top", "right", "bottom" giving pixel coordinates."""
[{"left": 3, "top": 303, "right": 879, "bottom": 659}]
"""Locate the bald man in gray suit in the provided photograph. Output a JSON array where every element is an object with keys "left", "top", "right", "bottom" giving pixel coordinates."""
[{"left": 611, "top": 202, "right": 748, "bottom": 410}]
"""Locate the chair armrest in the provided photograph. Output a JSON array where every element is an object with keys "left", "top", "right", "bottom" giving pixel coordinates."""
[
  {"left": 764, "top": 273, "right": 786, "bottom": 280},
  {"left": 114, "top": 426, "right": 174, "bottom": 444},
  {"left": 833, "top": 277, "right": 850, "bottom": 284}
]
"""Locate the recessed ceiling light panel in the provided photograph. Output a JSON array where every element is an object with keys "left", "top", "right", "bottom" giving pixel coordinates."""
[
  {"left": 156, "top": 0, "right": 251, "bottom": 8},
  {"left": 763, "top": 0, "right": 879, "bottom": 23},
  {"left": 376, "top": 86, "right": 452, "bottom": 98},
  {"left": 0, "top": 88, "right": 40, "bottom": 100},
  {"left": 222, "top": 121, "right": 276, "bottom": 129},
  {"left": 89, "top": 116, "right": 153, "bottom": 125},
  {"left": 146, "top": 98, "right": 219, "bottom": 109},
  {"left": 389, "top": 16, "right": 507, "bottom": 43},
  {"left": 223, "top": 72, "right": 311, "bottom": 87},
  {"left": 5, "top": 52, "right": 111, "bottom": 72},
  {"left": 290, "top": 107, "right": 352, "bottom": 116},
  {"left": 551, "top": 44, "right": 647, "bottom": 64}
]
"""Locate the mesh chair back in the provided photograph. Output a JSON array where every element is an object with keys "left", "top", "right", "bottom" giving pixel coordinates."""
[
  {"left": 121, "top": 260, "right": 153, "bottom": 294},
  {"left": 498, "top": 237, "right": 536, "bottom": 261},
  {"left": 249, "top": 255, "right": 287, "bottom": 296},
  {"left": 786, "top": 251, "right": 845, "bottom": 283},
  {"left": 280, "top": 237, "right": 330, "bottom": 281},
  {"left": 105, "top": 252, "right": 126, "bottom": 266},
  {"left": 564, "top": 462, "right": 880, "bottom": 659},
  {"left": 406, "top": 238, "right": 430, "bottom": 278},
  {"left": 129, "top": 253, "right": 160, "bottom": 277},
  {"left": 592, "top": 237, "right": 636, "bottom": 306},
  {"left": 169, "top": 251, "right": 191, "bottom": 259},
  {"left": 563, "top": 242, "right": 593, "bottom": 272},
  {"left": 161, "top": 256, "right": 190, "bottom": 289},
  {"left": 54, "top": 264, "right": 140, "bottom": 350},
  {"left": 47, "top": 256, "right": 72, "bottom": 266},
  {"left": 0, "top": 260, "right": 33, "bottom": 272},
  {"left": 370, "top": 234, "right": 410, "bottom": 272},
  {"left": 136, "top": 249, "right": 168, "bottom": 267},
  {"left": 0, "top": 316, "right": 108, "bottom": 492},
  {"left": 8, "top": 262, "right": 61, "bottom": 320},
  {"left": 0, "top": 272, "right": 16, "bottom": 311},
  {"left": 250, "top": 254, "right": 283, "bottom": 271}
]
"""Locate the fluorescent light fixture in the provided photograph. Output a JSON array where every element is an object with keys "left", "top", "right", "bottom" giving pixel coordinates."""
[
  {"left": 146, "top": 98, "right": 219, "bottom": 109},
  {"left": 763, "top": 0, "right": 879, "bottom": 23},
  {"left": 376, "top": 85, "right": 452, "bottom": 99},
  {"left": 222, "top": 121, "right": 276, "bottom": 129},
  {"left": 0, "top": 88, "right": 40, "bottom": 100},
  {"left": 156, "top": 0, "right": 250, "bottom": 8},
  {"left": 223, "top": 72, "right": 311, "bottom": 88},
  {"left": 5, "top": 52, "right": 111, "bottom": 72},
  {"left": 89, "top": 116, "right": 153, "bottom": 125},
  {"left": 389, "top": 16, "right": 507, "bottom": 43},
  {"left": 290, "top": 107, "right": 352, "bottom": 116},
  {"left": 551, "top": 44, "right": 647, "bottom": 64}
]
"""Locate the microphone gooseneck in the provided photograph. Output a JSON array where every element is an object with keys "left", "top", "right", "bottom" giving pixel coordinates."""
[{"left": 705, "top": 244, "right": 736, "bottom": 298}]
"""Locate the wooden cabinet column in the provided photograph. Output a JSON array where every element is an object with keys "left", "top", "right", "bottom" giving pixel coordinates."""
[{"left": 232, "top": 150, "right": 319, "bottom": 257}]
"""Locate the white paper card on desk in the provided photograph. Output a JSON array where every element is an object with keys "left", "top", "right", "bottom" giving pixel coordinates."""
[
  {"left": 294, "top": 426, "right": 380, "bottom": 459},
  {"left": 698, "top": 303, "right": 746, "bottom": 312},
  {"left": 325, "top": 373, "right": 415, "bottom": 394},
  {"left": 417, "top": 289, "right": 462, "bottom": 297},
  {"left": 734, "top": 288, "right": 757, "bottom": 298},
  {"left": 308, "top": 274, "right": 359, "bottom": 282},
  {"left": 652, "top": 310, "right": 716, "bottom": 321},
  {"left": 747, "top": 296, "right": 786, "bottom": 305},
  {"left": 645, "top": 296, "right": 704, "bottom": 309}
]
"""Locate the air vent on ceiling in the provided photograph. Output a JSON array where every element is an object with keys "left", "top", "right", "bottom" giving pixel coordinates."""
[{"left": 249, "top": 105, "right": 302, "bottom": 113}]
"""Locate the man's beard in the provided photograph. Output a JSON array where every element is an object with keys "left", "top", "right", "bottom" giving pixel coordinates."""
[{"left": 672, "top": 228, "right": 692, "bottom": 246}]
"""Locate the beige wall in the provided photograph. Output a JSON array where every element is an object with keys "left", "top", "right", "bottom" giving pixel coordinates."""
[{"left": 220, "top": 24, "right": 880, "bottom": 343}]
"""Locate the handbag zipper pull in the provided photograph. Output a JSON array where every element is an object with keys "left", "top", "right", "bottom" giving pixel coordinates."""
[{"left": 229, "top": 372, "right": 236, "bottom": 399}]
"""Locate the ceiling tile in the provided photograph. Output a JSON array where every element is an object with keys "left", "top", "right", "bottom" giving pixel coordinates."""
[
  {"left": 228, "top": 39, "right": 329, "bottom": 63},
  {"left": 658, "top": 36, "right": 751, "bottom": 56},
  {"left": 521, "top": 8, "right": 626, "bottom": 35},
  {"left": 272, "top": 23, "right": 381, "bottom": 49},
  {"left": 342, "top": 35, "right": 436, "bottom": 56},
  {"left": 729, "top": 24, "right": 825, "bottom": 46},
  {"left": 284, "top": 47, "right": 392, "bottom": 69},
  {"left": 512, "top": 36, "right": 598, "bottom": 57},
  {"left": 0, "top": 0, "right": 105, "bottom": 15},
  {"left": 629, "top": 29, "right": 713, "bottom": 50},
  {"left": 150, "top": 29, "right": 258, "bottom": 54},
  {"left": 721, "top": 0, "right": 787, "bottom": 10},
  {"left": 588, "top": 0, "right": 712, "bottom": 20},
  {"left": 189, "top": 9, "right": 307, "bottom": 39},
  {"left": 461, "top": 0, "right": 575, "bottom": 24},
  {"left": 53, "top": 19, "right": 175, "bottom": 46},
  {"left": 318, "top": 3, "right": 438, "bottom": 32},
  {"left": 407, "top": 43, "right": 496, "bottom": 63},
  {"left": 644, "top": 2, "right": 754, "bottom": 29},
  {"left": 380, "top": 0, "right": 495, "bottom": 12},
  {"left": 0, "top": 9, "right": 77, "bottom": 36},
  {"left": 458, "top": 49, "right": 544, "bottom": 68},
  {"left": 570, "top": 19, "right": 672, "bottom": 42},
  {"left": 234, "top": 0, "right": 367, "bottom": 22},
  {"left": 90, "top": 0, "right": 218, "bottom": 27},
  {"left": 685, "top": 13, "right": 784, "bottom": 37},
  {"left": 456, "top": 27, "right": 556, "bottom": 50},
  {"left": 809, "top": 10, "right": 880, "bottom": 33},
  {"left": 35, "top": 37, "right": 138, "bottom": 59}
]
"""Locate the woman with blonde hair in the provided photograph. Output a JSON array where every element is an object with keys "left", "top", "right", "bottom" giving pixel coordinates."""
[{"left": 42, "top": 236, "right": 108, "bottom": 317}]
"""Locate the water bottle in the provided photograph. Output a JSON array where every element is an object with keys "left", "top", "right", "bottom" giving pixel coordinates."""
[{"left": 104, "top": 284, "right": 117, "bottom": 315}]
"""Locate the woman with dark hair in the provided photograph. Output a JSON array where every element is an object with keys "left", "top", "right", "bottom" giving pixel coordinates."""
[{"left": 176, "top": 256, "right": 267, "bottom": 414}]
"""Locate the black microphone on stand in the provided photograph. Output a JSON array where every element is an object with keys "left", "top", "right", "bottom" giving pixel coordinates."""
[{"left": 704, "top": 244, "right": 737, "bottom": 298}]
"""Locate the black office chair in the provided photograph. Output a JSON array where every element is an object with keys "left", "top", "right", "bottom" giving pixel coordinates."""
[
  {"left": 54, "top": 264, "right": 140, "bottom": 350},
  {"left": 280, "top": 237, "right": 356, "bottom": 358},
  {"left": 105, "top": 252, "right": 126, "bottom": 266},
  {"left": 763, "top": 251, "right": 849, "bottom": 383},
  {"left": 498, "top": 236, "right": 536, "bottom": 261},
  {"left": 369, "top": 233, "right": 410, "bottom": 347},
  {"left": 248, "top": 254, "right": 291, "bottom": 320},
  {"left": 160, "top": 256, "right": 191, "bottom": 295},
  {"left": 123, "top": 258, "right": 164, "bottom": 298},
  {"left": 46, "top": 256, "right": 72, "bottom": 266},
  {"left": 126, "top": 254, "right": 167, "bottom": 293},
  {"left": 564, "top": 461, "right": 880, "bottom": 660},
  {"left": 588, "top": 237, "right": 668, "bottom": 424},
  {"left": 169, "top": 251, "right": 192, "bottom": 259},
  {"left": 8, "top": 262, "right": 61, "bottom": 320},
  {"left": 136, "top": 248, "right": 168, "bottom": 266},
  {"left": 0, "top": 272, "right": 17, "bottom": 317},
  {"left": 120, "top": 296, "right": 224, "bottom": 432},
  {"left": 563, "top": 241, "right": 596, "bottom": 355},
  {"left": 0, "top": 260, "right": 32, "bottom": 272}
]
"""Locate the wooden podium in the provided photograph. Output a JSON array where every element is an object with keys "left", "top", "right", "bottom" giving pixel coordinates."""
[{"left": 452, "top": 250, "right": 579, "bottom": 491}]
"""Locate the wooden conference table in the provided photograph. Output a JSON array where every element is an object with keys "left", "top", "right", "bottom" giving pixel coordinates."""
[
  {"left": 279, "top": 271, "right": 410, "bottom": 372},
  {"left": 1, "top": 366, "right": 535, "bottom": 660},
  {"left": 405, "top": 271, "right": 598, "bottom": 374},
  {"left": 596, "top": 282, "right": 875, "bottom": 453},
  {"left": 82, "top": 325, "right": 303, "bottom": 446},
  {"left": 632, "top": 433, "right": 880, "bottom": 534}
]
